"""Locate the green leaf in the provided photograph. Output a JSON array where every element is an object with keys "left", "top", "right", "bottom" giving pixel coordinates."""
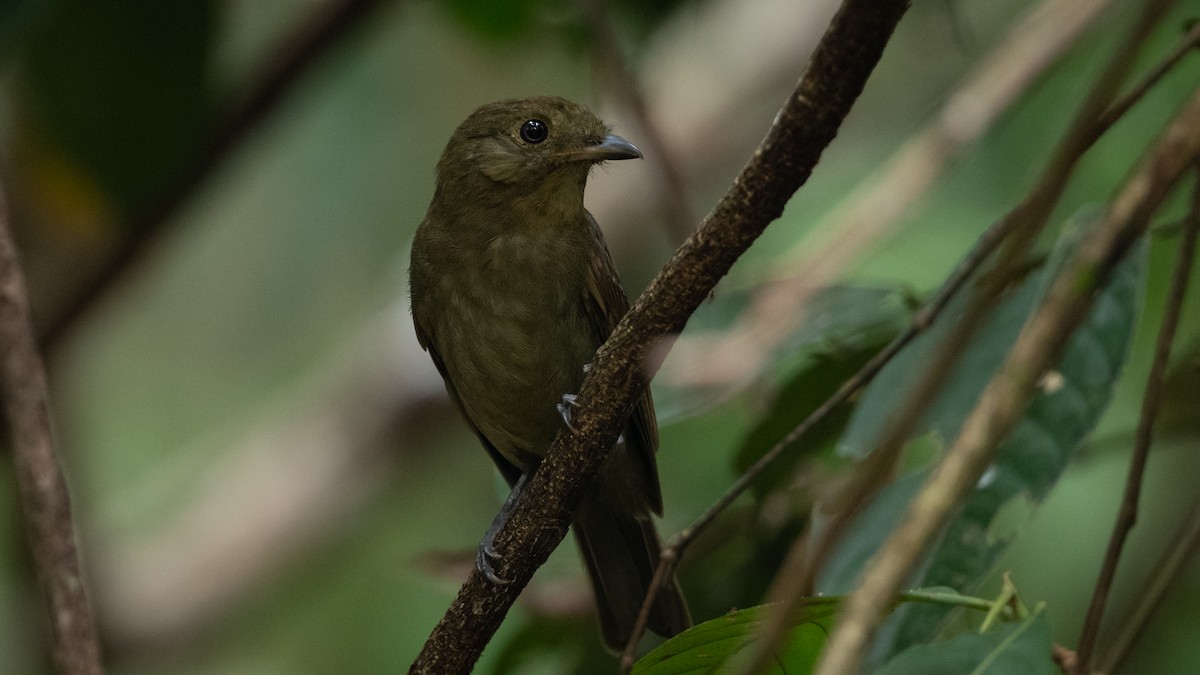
[
  {"left": 633, "top": 599, "right": 840, "bottom": 675},
  {"left": 820, "top": 216, "right": 1144, "bottom": 659},
  {"left": 876, "top": 610, "right": 1054, "bottom": 675}
]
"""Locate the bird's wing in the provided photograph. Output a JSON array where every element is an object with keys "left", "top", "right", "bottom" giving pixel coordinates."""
[
  {"left": 413, "top": 311, "right": 524, "bottom": 487},
  {"left": 582, "top": 211, "right": 664, "bottom": 514}
]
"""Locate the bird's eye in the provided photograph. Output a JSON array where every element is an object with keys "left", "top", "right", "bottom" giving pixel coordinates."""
[{"left": 519, "top": 119, "right": 549, "bottom": 144}]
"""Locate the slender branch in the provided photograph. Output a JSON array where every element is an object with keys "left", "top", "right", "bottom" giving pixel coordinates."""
[
  {"left": 409, "top": 0, "right": 911, "bottom": 671},
  {"left": 578, "top": 0, "right": 695, "bottom": 242},
  {"left": 39, "top": 0, "right": 384, "bottom": 350},
  {"left": 1100, "top": 495, "right": 1200, "bottom": 674},
  {"left": 1092, "top": 20, "right": 1200, "bottom": 137},
  {"left": 1075, "top": 170, "right": 1200, "bottom": 674},
  {"left": 0, "top": 181, "right": 103, "bottom": 672},
  {"left": 619, "top": 545, "right": 676, "bottom": 672},
  {"left": 813, "top": 89, "right": 1200, "bottom": 675}
]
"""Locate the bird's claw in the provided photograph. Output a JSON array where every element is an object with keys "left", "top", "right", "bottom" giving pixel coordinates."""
[
  {"left": 476, "top": 472, "right": 529, "bottom": 586},
  {"left": 557, "top": 393, "right": 579, "bottom": 433},
  {"left": 476, "top": 540, "right": 511, "bottom": 585}
]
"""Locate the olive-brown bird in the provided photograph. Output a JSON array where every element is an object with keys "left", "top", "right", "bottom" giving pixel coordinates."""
[{"left": 409, "top": 96, "right": 690, "bottom": 650}]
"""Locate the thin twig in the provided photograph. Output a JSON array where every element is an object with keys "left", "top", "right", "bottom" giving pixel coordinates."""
[
  {"left": 0, "top": 181, "right": 103, "bottom": 672},
  {"left": 1075, "top": 170, "right": 1200, "bottom": 674},
  {"left": 409, "top": 0, "right": 911, "bottom": 670},
  {"left": 578, "top": 0, "right": 695, "bottom": 243},
  {"left": 813, "top": 89, "right": 1200, "bottom": 675},
  {"left": 39, "top": 0, "right": 384, "bottom": 350},
  {"left": 1092, "top": 20, "right": 1200, "bottom": 137},
  {"left": 1100, "top": 495, "right": 1200, "bottom": 674},
  {"left": 619, "top": 545, "right": 676, "bottom": 672}
]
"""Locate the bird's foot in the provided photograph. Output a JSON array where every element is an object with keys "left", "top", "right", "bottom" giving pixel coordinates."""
[
  {"left": 475, "top": 472, "right": 530, "bottom": 585},
  {"left": 557, "top": 393, "right": 579, "bottom": 433},
  {"left": 476, "top": 539, "right": 509, "bottom": 585}
]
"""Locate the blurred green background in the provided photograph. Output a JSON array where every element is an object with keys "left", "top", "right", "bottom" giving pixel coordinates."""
[{"left": 0, "top": 0, "right": 1197, "bottom": 672}]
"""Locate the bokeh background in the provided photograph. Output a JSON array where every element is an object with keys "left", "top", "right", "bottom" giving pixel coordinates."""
[{"left": 0, "top": 0, "right": 1198, "bottom": 672}]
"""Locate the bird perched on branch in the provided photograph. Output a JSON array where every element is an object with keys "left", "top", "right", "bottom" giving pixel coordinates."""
[{"left": 409, "top": 96, "right": 690, "bottom": 650}]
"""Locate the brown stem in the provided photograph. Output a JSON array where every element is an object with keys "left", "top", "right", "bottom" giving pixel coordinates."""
[
  {"left": 1091, "top": 20, "right": 1200, "bottom": 141},
  {"left": 39, "top": 0, "right": 384, "bottom": 351},
  {"left": 0, "top": 182, "right": 104, "bottom": 672},
  {"left": 813, "top": 89, "right": 1200, "bottom": 675},
  {"left": 408, "top": 0, "right": 911, "bottom": 671},
  {"left": 1099, "top": 496, "right": 1200, "bottom": 674},
  {"left": 1074, "top": 171, "right": 1200, "bottom": 674},
  {"left": 619, "top": 546, "right": 677, "bottom": 673}
]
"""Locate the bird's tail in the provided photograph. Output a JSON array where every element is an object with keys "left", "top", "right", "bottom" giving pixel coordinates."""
[{"left": 573, "top": 495, "right": 692, "bottom": 652}]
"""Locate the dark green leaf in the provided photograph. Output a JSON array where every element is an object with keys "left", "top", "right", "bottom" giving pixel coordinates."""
[
  {"left": 817, "top": 469, "right": 930, "bottom": 594},
  {"left": 820, "top": 217, "right": 1144, "bottom": 659},
  {"left": 876, "top": 611, "right": 1054, "bottom": 675}
]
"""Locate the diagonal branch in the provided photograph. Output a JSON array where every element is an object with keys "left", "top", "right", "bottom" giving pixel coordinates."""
[
  {"left": 408, "top": 0, "right": 911, "bottom": 671},
  {"left": 0, "top": 180, "right": 103, "bottom": 673},
  {"left": 813, "top": 89, "right": 1200, "bottom": 675}
]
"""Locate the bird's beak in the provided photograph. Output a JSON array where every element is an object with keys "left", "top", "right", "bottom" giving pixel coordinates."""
[{"left": 570, "top": 134, "right": 643, "bottom": 162}]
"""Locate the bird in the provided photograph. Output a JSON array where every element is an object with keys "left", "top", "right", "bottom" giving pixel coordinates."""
[{"left": 408, "top": 96, "right": 691, "bottom": 651}]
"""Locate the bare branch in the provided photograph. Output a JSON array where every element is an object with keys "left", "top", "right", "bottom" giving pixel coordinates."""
[
  {"left": 408, "top": 0, "right": 911, "bottom": 670},
  {"left": 0, "top": 182, "right": 103, "bottom": 672}
]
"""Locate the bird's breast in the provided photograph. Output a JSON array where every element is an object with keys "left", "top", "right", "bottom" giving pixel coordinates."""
[{"left": 424, "top": 226, "right": 597, "bottom": 461}]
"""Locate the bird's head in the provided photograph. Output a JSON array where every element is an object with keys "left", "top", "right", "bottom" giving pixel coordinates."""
[{"left": 435, "top": 96, "right": 641, "bottom": 199}]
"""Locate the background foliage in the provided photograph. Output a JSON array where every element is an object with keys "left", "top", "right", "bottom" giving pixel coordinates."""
[{"left": 0, "top": 0, "right": 1197, "bottom": 672}]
